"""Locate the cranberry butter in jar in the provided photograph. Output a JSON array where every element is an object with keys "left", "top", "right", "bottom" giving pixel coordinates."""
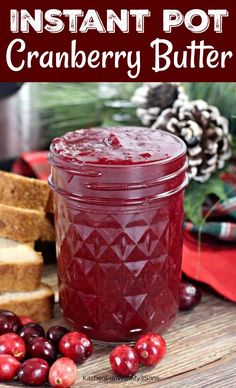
[{"left": 49, "top": 127, "right": 188, "bottom": 342}]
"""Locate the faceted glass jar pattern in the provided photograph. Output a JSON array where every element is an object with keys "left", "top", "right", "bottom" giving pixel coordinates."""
[{"left": 49, "top": 127, "right": 188, "bottom": 342}]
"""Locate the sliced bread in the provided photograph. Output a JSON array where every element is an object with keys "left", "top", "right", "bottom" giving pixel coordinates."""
[
  {"left": 0, "top": 171, "right": 51, "bottom": 211},
  {"left": 0, "top": 283, "right": 54, "bottom": 322},
  {"left": 0, "top": 238, "right": 43, "bottom": 292},
  {"left": 0, "top": 204, "right": 45, "bottom": 242}
]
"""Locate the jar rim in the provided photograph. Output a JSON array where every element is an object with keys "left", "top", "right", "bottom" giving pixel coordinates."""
[
  {"left": 49, "top": 128, "right": 187, "bottom": 171},
  {"left": 49, "top": 128, "right": 188, "bottom": 205}
]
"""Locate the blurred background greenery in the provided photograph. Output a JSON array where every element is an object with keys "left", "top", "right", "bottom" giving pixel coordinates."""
[
  {"left": 1, "top": 82, "right": 236, "bottom": 151},
  {"left": 1, "top": 81, "right": 235, "bottom": 167},
  {"left": 32, "top": 82, "right": 139, "bottom": 145},
  {"left": 29, "top": 82, "right": 236, "bottom": 148},
  {"left": 32, "top": 82, "right": 236, "bottom": 225}
]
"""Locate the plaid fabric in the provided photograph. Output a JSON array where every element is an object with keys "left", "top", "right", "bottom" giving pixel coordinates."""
[
  {"left": 184, "top": 220, "right": 236, "bottom": 241},
  {"left": 12, "top": 151, "right": 50, "bottom": 181},
  {"left": 182, "top": 231, "right": 236, "bottom": 302},
  {"left": 184, "top": 173, "right": 236, "bottom": 241}
]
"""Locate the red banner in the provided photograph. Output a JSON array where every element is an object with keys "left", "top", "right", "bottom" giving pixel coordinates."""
[{"left": 0, "top": 0, "right": 235, "bottom": 81}]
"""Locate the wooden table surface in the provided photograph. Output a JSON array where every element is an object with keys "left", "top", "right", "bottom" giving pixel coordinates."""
[{"left": 1, "top": 263, "right": 236, "bottom": 388}]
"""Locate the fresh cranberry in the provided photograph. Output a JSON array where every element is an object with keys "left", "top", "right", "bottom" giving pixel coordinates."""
[
  {"left": 18, "top": 323, "right": 45, "bottom": 343},
  {"left": 110, "top": 345, "right": 139, "bottom": 377},
  {"left": 0, "top": 310, "right": 21, "bottom": 335},
  {"left": 179, "top": 282, "right": 202, "bottom": 311},
  {"left": 0, "top": 333, "right": 26, "bottom": 361},
  {"left": 47, "top": 326, "right": 69, "bottom": 346},
  {"left": 59, "top": 332, "right": 93, "bottom": 363},
  {"left": 27, "top": 337, "right": 57, "bottom": 364},
  {"left": 17, "top": 358, "right": 49, "bottom": 386},
  {"left": 134, "top": 333, "right": 166, "bottom": 366},
  {"left": 0, "top": 354, "right": 21, "bottom": 381},
  {"left": 49, "top": 358, "right": 77, "bottom": 387},
  {"left": 19, "top": 316, "right": 35, "bottom": 326}
]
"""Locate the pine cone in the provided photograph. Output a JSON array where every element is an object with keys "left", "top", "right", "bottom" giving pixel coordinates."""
[
  {"left": 153, "top": 100, "right": 231, "bottom": 182},
  {"left": 131, "top": 83, "right": 188, "bottom": 126}
]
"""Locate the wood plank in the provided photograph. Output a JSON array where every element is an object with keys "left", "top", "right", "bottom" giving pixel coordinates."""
[
  {"left": 158, "top": 354, "right": 236, "bottom": 387},
  {"left": 0, "top": 264, "right": 236, "bottom": 387}
]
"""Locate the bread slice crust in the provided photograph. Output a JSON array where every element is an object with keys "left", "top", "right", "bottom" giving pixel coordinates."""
[
  {"left": 0, "top": 283, "right": 54, "bottom": 322},
  {"left": 0, "top": 204, "right": 45, "bottom": 242},
  {"left": 0, "top": 238, "right": 43, "bottom": 292},
  {"left": 0, "top": 171, "right": 50, "bottom": 211}
]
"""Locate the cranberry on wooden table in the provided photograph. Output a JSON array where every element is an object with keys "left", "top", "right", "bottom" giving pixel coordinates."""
[
  {"left": 27, "top": 337, "right": 57, "bottom": 364},
  {"left": 0, "top": 333, "right": 26, "bottom": 361},
  {"left": 59, "top": 331, "right": 93, "bottom": 363},
  {"left": 49, "top": 357, "right": 77, "bottom": 388},
  {"left": 18, "top": 323, "right": 45, "bottom": 343},
  {"left": 179, "top": 282, "right": 202, "bottom": 311},
  {"left": 47, "top": 326, "right": 69, "bottom": 347},
  {"left": 0, "top": 310, "right": 21, "bottom": 335},
  {"left": 110, "top": 345, "right": 139, "bottom": 377},
  {"left": 134, "top": 333, "right": 166, "bottom": 366},
  {"left": 17, "top": 358, "right": 49, "bottom": 386},
  {"left": 0, "top": 354, "right": 21, "bottom": 381}
]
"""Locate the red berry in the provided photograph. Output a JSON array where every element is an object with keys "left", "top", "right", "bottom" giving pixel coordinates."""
[
  {"left": 27, "top": 337, "right": 57, "bottom": 364},
  {"left": 47, "top": 326, "right": 69, "bottom": 346},
  {"left": 18, "top": 323, "right": 45, "bottom": 343},
  {"left": 134, "top": 333, "right": 166, "bottom": 366},
  {"left": 49, "top": 358, "right": 77, "bottom": 387},
  {"left": 0, "top": 310, "right": 21, "bottom": 335},
  {"left": 110, "top": 345, "right": 139, "bottom": 377},
  {"left": 179, "top": 282, "right": 202, "bottom": 311},
  {"left": 0, "top": 333, "right": 26, "bottom": 361},
  {"left": 19, "top": 316, "right": 35, "bottom": 326},
  {"left": 0, "top": 354, "right": 21, "bottom": 381},
  {"left": 17, "top": 358, "right": 49, "bottom": 386},
  {"left": 59, "top": 332, "right": 93, "bottom": 363}
]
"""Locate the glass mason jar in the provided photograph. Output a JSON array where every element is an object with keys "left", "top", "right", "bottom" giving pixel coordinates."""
[{"left": 49, "top": 127, "right": 188, "bottom": 342}]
